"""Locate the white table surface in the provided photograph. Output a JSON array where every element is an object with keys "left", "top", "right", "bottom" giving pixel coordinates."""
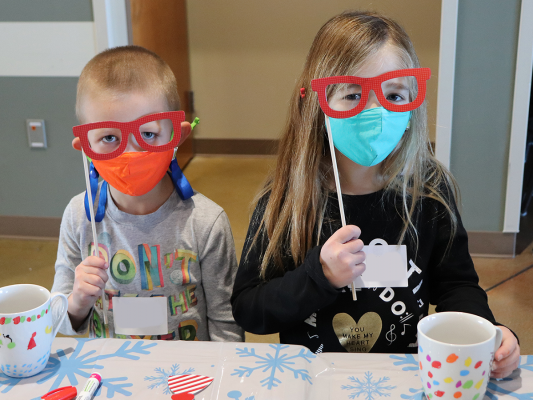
[{"left": 0, "top": 338, "right": 530, "bottom": 399}]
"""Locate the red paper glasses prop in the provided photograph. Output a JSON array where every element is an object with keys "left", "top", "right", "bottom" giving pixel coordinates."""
[
  {"left": 72, "top": 111, "right": 185, "bottom": 160},
  {"left": 311, "top": 68, "right": 431, "bottom": 119}
]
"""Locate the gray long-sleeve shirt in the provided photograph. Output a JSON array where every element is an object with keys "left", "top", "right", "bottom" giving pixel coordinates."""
[{"left": 52, "top": 185, "right": 244, "bottom": 342}]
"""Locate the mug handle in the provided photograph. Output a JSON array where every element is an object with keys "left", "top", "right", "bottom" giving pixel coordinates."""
[
  {"left": 494, "top": 326, "right": 503, "bottom": 353},
  {"left": 50, "top": 292, "right": 69, "bottom": 338}
]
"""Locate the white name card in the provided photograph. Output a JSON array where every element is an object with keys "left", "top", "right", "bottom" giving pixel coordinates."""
[
  {"left": 113, "top": 297, "right": 168, "bottom": 335},
  {"left": 353, "top": 238, "right": 408, "bottom": 288}
]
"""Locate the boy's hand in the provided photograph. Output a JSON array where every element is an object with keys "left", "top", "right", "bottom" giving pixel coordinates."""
[
  {"left": 320, "top": 225, "right": 365, "bottom": 288},
  {"left": 68, "top": 256, "right": 108, "bottom": 326},
  {"left": 491, "top": 326, "right": 520, "bottom": 379}
]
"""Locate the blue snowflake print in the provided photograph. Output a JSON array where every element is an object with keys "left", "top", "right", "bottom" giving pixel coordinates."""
[
  {"left": 0, "top": 373, "right": 22, "bottom": 394},
  {"left": 1, "top": 339, "right": 157, "bottom": 399},
  {"left": 519, "top": 355, "right": 533, "bottom": 373},
  {"left": 231, "top": 344, "right": 316, "bottom": 390},
  {"left": 144, "top": 364, "right": 195, "bottom": 395},
  {"left": 389, "top": 354, "right": 419, "bottom": 371},
  {"left": 227, "top": 390, "right": 255, "bottom": 400},
  {"left": 400, "top": 387, "right": 425, "bottom": 399},
  {"left": 485, "top": 379, "right": 533, "bottom": 399},
  {"left": 481, "top": 356, "right": 533, "bottom": 400},
  {"left": 341, "top": 372, "right": 396, "bottom": 400},
  {"left": 390, "top": 354, "right": 423, "bottom": 399}
]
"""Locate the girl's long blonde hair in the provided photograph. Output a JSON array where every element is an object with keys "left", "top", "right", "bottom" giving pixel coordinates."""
[{"left": 253, "top": 11, "right": 460, "bottom": 279}]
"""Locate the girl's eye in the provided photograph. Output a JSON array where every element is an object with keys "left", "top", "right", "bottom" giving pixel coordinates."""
[
  {"left": 327, "top": 84, "right": 362, "bottom": 111},
  {"left": 381, "top": 77, "right": 411, "bottom": 104},
  {"left": 386, "top": 93, "right": 405, "bottom": 103},
  {"left": 141, "top": 131, "right": 156, "bottom": 140},
  {"left": 343, "top": 93, "right": 361, "bottom": 101}
]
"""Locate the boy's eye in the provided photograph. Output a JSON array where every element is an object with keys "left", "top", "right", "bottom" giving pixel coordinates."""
[
  {"left": 141, "top": 131, "right": 157, "bottom": 140},
  {"left": 138, "top": 118, "right": 173, "bottom": 146},
  {"left": 87, "top": 128, "right": 122, "bottom": 154},
  {"left": 102, "top": 135, "right": 119, "bottom": 143}
]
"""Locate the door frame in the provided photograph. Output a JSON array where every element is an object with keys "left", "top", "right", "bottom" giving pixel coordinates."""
[
  {"left": 435, "top": 0, "right": 533, "bottom": 234},
  {"left": 92, "top": 0, "right": 131, "bottom": 51}
]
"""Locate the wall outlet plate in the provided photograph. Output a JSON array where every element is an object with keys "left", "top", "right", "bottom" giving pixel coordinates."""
[{"left": 27, "top": 119, "right": 47, "bottom": 148}]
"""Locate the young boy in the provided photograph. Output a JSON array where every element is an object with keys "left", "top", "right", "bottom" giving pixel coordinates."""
[{"left": 52, "top": 46, "right": 244, "bottom": 342}]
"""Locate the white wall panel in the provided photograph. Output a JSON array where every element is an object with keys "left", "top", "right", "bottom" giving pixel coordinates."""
[{"left": 0, "top": 22, "right": 96, "bottom": 77}]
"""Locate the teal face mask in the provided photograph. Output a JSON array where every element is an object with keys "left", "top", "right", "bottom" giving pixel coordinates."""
[{"left": 328, "top": 107, "right": 411, "bottom": 167}]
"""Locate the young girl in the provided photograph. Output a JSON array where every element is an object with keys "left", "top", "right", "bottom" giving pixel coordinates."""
[{"left": 231, "top": 11, "right": 519, "bottom": 378}]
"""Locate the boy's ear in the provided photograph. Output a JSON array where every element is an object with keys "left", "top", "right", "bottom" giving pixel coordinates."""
[
  {"left": 72, "top": 137, "right": 82, "bottom": 151},
  {"left": 177, "top": 122, "right": 192, "bottom": 147}
]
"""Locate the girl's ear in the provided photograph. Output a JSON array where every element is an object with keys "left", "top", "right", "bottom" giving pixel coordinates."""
[
  {"left": 178, "top": 121, "right": 192, "bottom": 147},
  {"left": 72, "top": 137, "right": 82, "bottom": 151}
]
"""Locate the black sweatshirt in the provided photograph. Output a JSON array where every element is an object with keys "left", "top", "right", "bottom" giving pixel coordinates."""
[{"left": 231, "top": 190, "right": 499, "bottom": 354}]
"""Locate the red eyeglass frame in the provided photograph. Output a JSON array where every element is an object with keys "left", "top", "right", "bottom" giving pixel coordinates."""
[
  {"left": 310, "top": 68, "right": 431, "bottom": 119},
  {"left": 72, "top": 111, "right": 185, "bottom": 161}
]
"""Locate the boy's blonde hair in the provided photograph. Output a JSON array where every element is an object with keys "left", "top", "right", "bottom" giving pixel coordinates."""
[
  {"left": 76, "top": 45, "right": 180, "bottom": 121},
  {"left": 252, "top": 11, "right": 460, "bottom": 279}
]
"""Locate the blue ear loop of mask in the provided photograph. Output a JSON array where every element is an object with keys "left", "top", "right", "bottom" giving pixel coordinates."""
[
  {"left": 169, "top": 118, "right": 198, "bottom": 200},
  {"left": 83, "top": 117, "right": 199, "bottom": 222},
  {"left": 170, "top": 158, "right": 193, "bottom": 200},
  {"left": 84, "top": 162, "right": 108, "bottom": 222}
]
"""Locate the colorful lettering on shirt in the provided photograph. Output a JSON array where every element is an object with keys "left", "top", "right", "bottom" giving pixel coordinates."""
[
  {"left": 164, "top": 252, "right": 174, "bottom": 269},
  {"left": 139, "top": 244, "right": 164, "bottom": 290},
  {"left": 178, "top": 319, "right": 199, "bottom": 341},
  {"left": 163, "top": 249, "right": 198, "bottom": 284},
  {"left": 104, "top": 289, "right": 120, "bottom": 311},
  {"left": 92, "top": 312, "right": 109, "bottom": 338},
  {"left": 168, "top": 285, "right": 197, "bottom": 316},
  {"left": 129, "top": 334, "right": 152, "bottom": 340},
  {"left": 89, "top": 242, "right": 110, "bottom": 262},
  {"left": 187, "top": 284, "right": 198, "bottom": 307},
  {"left": 176, "top": 250, "right": 197, "bottom": 284},
  {"left": 169, "top": 292, "right": 188, "bottom": 315},
  {"left": 156, "top": 331, "right": 176, "bottom": 340},
  {"left": 95, "top": 295, "right": 103, "bottom": 310},
  {"left": 117, "top": 331, "right": 176, "bottom": 340},
  {"left": 110, "top": 249, "right": 137, "bottom": 284}
]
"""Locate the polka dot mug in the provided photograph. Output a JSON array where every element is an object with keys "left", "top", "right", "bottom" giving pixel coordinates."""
[
  {"left": 0, "top": 284, "right": 68, "bottom": 378},
  {"left": 418, "top": 312, "right": 502, "bottom": 400}
]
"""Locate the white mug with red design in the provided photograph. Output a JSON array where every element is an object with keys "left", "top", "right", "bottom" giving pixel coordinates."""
[
  {"left": 0, "top": 284, "right": 68, "bottom": 378},
  {"left": 417, "top": 312, "right": 502, "bottom": 400}
]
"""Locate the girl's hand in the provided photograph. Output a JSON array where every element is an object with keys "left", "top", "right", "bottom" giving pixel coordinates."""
[
  {"left": 320, "top": 225, "right": 366, "bottom": 288},
  {"left": 491, "top": 326, "right": 520, "bottom": 379}
]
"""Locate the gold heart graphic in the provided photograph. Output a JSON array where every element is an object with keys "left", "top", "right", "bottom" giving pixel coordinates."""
[{"left": 332, "top": 312, "right": 382, "bottom": 353}]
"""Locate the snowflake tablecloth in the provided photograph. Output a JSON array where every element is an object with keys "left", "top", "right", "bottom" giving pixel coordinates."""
[{"left": 0, "top": 338, "right": 530, "bottom": 399}]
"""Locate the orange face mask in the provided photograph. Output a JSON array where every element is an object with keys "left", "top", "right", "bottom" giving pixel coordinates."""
[{"left": 92, "top": 150, "right": 174, "bottom": 196}]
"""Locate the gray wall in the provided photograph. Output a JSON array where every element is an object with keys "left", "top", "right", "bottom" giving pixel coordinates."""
[
  {"left": 0, "top": 0, "right": 525, "bottom": 233},
  {"left": 0, "top": 1, "right": 92, "bottom": 218},
  {"left": 451, "top": 0, "right": 521, "bottom": 231},
  {"left": 0, "top": 0, "right": 92, "bottom": 22}
]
